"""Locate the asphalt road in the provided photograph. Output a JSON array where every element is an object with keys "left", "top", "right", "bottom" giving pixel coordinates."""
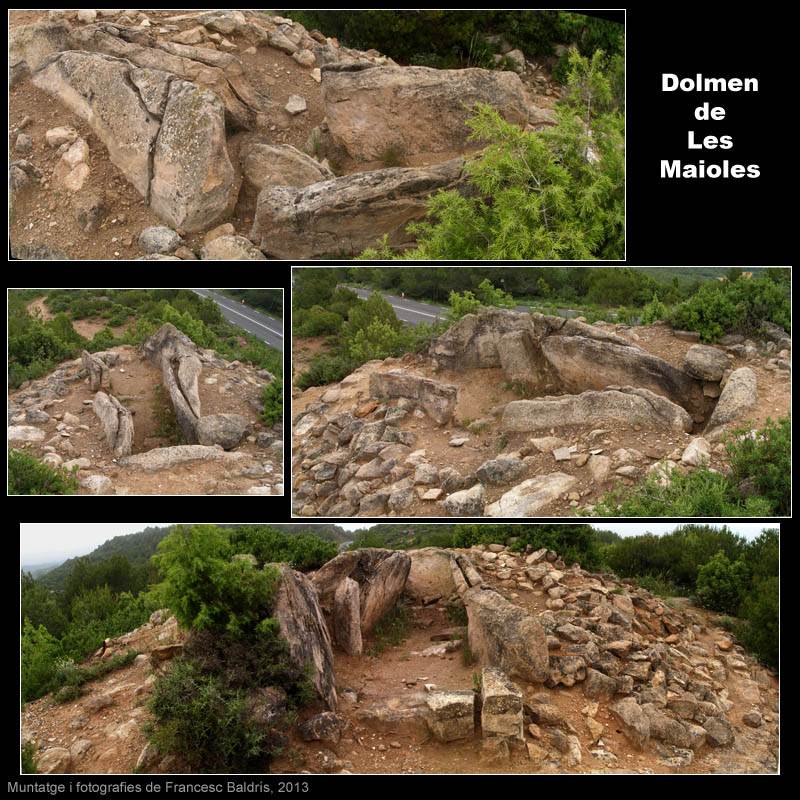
[
  {"left": 192, "top": 289, "right": 283, "bottom": 351},
  {"left": 349, "top": 286, "right": 534, "bottom": 326}
]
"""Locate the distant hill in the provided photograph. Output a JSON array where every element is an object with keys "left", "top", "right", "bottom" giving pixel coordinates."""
[
  {"left": 35, "top": 523, "right": 354, "bottom": 591},
  {"left": 636, "top": 267, "right": 769, "bottom": 285}
]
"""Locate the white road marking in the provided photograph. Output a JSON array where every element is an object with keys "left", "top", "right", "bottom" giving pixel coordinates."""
[{"left": 193, "top": 290, "right": 283, "bottom": 338}]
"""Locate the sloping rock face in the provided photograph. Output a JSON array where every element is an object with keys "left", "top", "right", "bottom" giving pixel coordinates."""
[
  {"left": 273, "top": 565, "right": 338, "bottom": 712},
  {"left": 369, "top": 370, "right": 458, "bottom": 426},
  {"left": 431, "top": 309, "right": 705, "bottom": 414},
  {"left": 241, "top": 142, "right": 334, "bottom": 192},
  {"left": 9, "top": 20, "right": 71, "bottom": 85},
  {"left": 484, "top": 472, "right": 577, "bottom": 517},
  {"left": 32, "top": 51, "right": 237, "bottom": 231},
  {"left": 502, "top": 388, "right": 694, "bottom": 433},
  {"left": 321, "top": 62, "right": 533, "bottom": 160},
  {"left": 312, "top": 548, "right": 412, "bottom": 641},
  {"left": 250, "top": 158, "right": 466, "bottom": 258}
]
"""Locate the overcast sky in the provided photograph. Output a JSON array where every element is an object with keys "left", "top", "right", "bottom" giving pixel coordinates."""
[{"left": 19, "top": 521, "right": 773, "bottom": 564}]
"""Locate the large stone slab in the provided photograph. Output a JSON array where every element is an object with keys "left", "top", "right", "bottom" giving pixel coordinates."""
[
  {"left": 481, "top": 668, "right": 524, "bottom": 742},
  {"left": 404, "top": 548, "right": 456, "bottom": 602},
  {"left": 321, "top": 63, "right": 533, "bottom": 160},
  {"left": 333, "top": 577, "right": 362, "bottom": 656},
  {"left": 250, "top": 158, "right": 465, "bottom": 258},
  {"left": 369, "top": 369, "right": 458, "bottom": 425},
  {"left": 273, "top": 565, "right": 337, "bottom": 711},
  {"left": 92, "top": 391, "right": 133, "bottom": 458},
  {"left": 484, "top": 472, "right": 576, "bottom": 517},
  {"left": 425, "top": 691, "right": 475, "bottom": 742},
  {"left": 705, "top": 367, "right": 757, "bottom": 436},
  {"left": 502, "top": 387, "right": 693, "bottom": 433}
]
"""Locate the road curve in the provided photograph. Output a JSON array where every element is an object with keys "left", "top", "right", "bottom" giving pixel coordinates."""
[{"left": 192, "top": 289, "right": 283, "bottom": 351}]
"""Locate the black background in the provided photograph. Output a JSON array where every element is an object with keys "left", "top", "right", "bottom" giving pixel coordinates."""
[{"left": 9, "top": 3, "right": 787, "bottom": 786}]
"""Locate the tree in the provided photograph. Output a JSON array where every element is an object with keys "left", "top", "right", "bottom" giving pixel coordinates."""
[{"left": 695, "top": 551, "right": 747, "bottom": 615}]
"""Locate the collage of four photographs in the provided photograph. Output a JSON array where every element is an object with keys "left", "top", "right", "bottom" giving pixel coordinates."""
[{"left": 10, "top": 7, "right": 784, "bottom": 783}]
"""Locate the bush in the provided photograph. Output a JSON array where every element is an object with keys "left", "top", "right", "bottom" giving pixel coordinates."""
[
  {"left": 736, "top": 576, "right": 779, "bottom": 669},
  {"left": 153, "top": 525, "right": 281, "bottom": 636},
  {"left": 261, "top": 377, "right": 283, "bottom": 427},
  {"left": 293, "top": 305, "right": 344, "bottom": 337},
  {"left": 695, "top": 551, "right": 748, "bottom": 615},
  {"left": 21, "top": 620, "right": 62, "bottom": 702},
  {"left": 295, "top": 352, "right": 359, "bottom": 390},
  {"left": 8, "top": 450, "right": 79, "bottom": 495},
  {"left": 348, "top": 318, "right": 411, "bottom": 361},
  {"left": 147, "top": 660, "right": 272, "bottom": 773},
  {"left": 228, "top": 526, "right": 337, "bottom": 572},
  {"left": 727, "top": 417, "right": 791, "bottom": 516},
  {"left": 52, "top": 650, "right": 139, "bottom": 704},
  {"left": 640, "top": 293, "right": 668, "bottom": 325}
]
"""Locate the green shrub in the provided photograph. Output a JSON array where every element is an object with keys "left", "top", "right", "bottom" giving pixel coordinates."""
[
  {"left": 294, "top": 305, "right": 344, "bottom": 337},
  {"left": 736, "top": 576, "right": 778, "bottom": 669},
  {"left": 348, "top": 318, "right": 411, "bottom": 361},
  {"left": 640, "top": 293, "right": 668, "bottom": 325},
  {"left": 633, "top": 573, "right": 683, "bottom": 598},
  {"left": 153, "top": 525, "right": 281, "bottom": 636},
  {"left": 228, "top": 526, "right": 337, "bottom": 572},
  {"left": 447, "top": 289, "right": 482, "bottom": 321},
  {"left": 52, "top": 650, "right": 140, "bottom": 704},
  {"left": 22, "top": 742, "right": 38, "bottom": 773},
  {"left": 295, "top": 353, "right": 359, "bottom": 390},
  {"left": 727, "top": 417, "right": 791, "bottom": 516},
  {"left": 8, "top": 450, "right": 79, "bottom": 495},
  {"left": 21, "top": 620, "right": 62, "bottom": 702},
  {"left": 695, "top": 551, "right": 748, "bottom": 615},
  {"left": 147, "top": 660, "right": 271, "bottom": 773},
  {"left": 261, "top": 376, "right": 283, "bottom": 427}
]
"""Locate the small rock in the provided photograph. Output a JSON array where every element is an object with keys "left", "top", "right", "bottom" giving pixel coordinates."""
[{"left": 285, "top": 94, "right": 308, "bottom": 115}]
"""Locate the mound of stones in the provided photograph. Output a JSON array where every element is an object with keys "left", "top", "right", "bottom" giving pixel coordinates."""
[
  {"left": 400, "top": 546, "right": 776, "bottom": 771},
  {"left": 11, "top": 10, "right": 558, "bottom": 254}
]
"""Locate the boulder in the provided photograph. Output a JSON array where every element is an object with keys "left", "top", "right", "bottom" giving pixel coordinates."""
[
  {"left": 476, "top": 456, "right": 527, "bottom": 485},
  {"left": 481, "top": 668, "right": 524, "bottom": 741},
  {"left": 45, "top": 126, "right": 78, "bottom": 148},
  {"left": 200, "top": 235, "right": 266, "bottom": 260},
  {"left": 273, "top": 564, "right": 337, "bottom": 711},
  {"left": 333, "top": 577, "right": 362, "bottom": 656},
  {"left": 369, "top": 370, "right": 458, "bottom": 425},
  {"left": 583, "top": 667, "right": 618, "bottom": 699},
  {"left": 250, "top": 158, "right": 465, "bottom": 258},
  {"left": 703, "top": 716, "right": 735, "bottom": 747},
  {"left": 442, "top": 483, "right": 485, "bottom": 517},
  {"left": 138, "top": 226, "right": 183, "bottom": 254},
  {"left": 321, "top": 63, "right": 533, "bottom": 160},
  {"left": 8, "top": 425, "right": 47, "bottom": 443},
  {"left": 246, "top": 686, "right": 288, "bottom": 730},
  {"left": 502, "top": 388, "right": 693, "bottom": 433},
  {"left": 298, "top": 712, "right": 348, "bottom": 745},
  {"left": 241, "top": 142, "right": 333, "bottom": 192},
  {"left": 149, "top": 80, "right": 238, "bottom": 231},
  {"left": 609, "top": 697, "right": 649, "bottom": 749},
  {"left": 484, "top": 473, "right": 576, "bottom": 517},
  {"left": 425, "top": 691, "right": 475, "bottom": 742},
  {"left": 196, "top": 413, "right": 250, "bottom": 450},
  {"left": 705, "top": 367, "right": 757, "bottom": 436},
  {"left": 92, "top": 392, "right": 134, "bottom": 458},
  {"left": 681, "top": 437, "right": 711, "bottom": 467},
  {"left": 36, "top": 747, "right": 72, "bottom": 774},
  {"left": 683, "top": 344, "right": 729, "bottom": 381},
  {"left": 404, "top": 548, "right": 456, "bottom": 602}
]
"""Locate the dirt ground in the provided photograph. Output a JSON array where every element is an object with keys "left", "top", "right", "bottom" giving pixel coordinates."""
[{"left": 292, "top": 321, "right": 791, "bottom": 516}]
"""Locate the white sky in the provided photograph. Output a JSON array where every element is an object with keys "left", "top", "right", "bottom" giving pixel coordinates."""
[{"left": 20, "top": 521, "right": 772, "bottom": 564}]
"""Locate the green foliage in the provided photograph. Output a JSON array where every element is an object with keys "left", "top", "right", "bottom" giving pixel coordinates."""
[
  {"left": 595, "top": 417, "right": 790, "bottom": 518},
  {"left": 284, "top": 11, "right": 623, "bottom": 69},
  {"left": 21, "top": 741, "right": 38, "bottom": 773},
  {"left": 640, "top": 293, "right": 668, "bottom": 325},
  {"left": 293, "top": 305, "right": 343, "bottom": 337},
  {"left": 294, "top": 352, "right": 360, "bottom": 391},
  {"left": 261, "top": 377, "right": 283, "bottom": 427},
  {"left": 348, "top": 318, "right": 410, "bottom": 362},
  {"left": 222, "top": 290, "right": 283, "bottom": 316},
  {"left": 668, "top": 274, "right": 790, "bottom": 341},
  {"left": 153, "top": 525, "right": 280, "bottom": 636},
  {"left": 727, "top": 417, "right": 791, "bottom": 516},
  {"left": 695, "top": 551, "right": 748, "bottom": 615},
  {"left": 147, "top": 660, "right": 272, "bottom": 773},
  {"left": 361, "top": 51, "right": 623, "bottom": 261},
  {"left": 736, "top": 576, "right": 778, "bottom": 668},
  {"left": 21, "top": 620, "right": 62, "bottom": 702},
  {"left": 8, "top": 450, "right": 79, "bottom": 495},
  {"left": 52, "top": 650, "right": 139, "bottom": 704},
  {"left": 21, "top": 572, "right": 68, "bottom": 638},
  {"left": 228, "top": 526, "right": 337, "bottom": 572},
  {"left": 447, "top": 279, "right": 515, "bottom": 321},
  {"left": 631, "top": 574, "right": 683, "bottom": 598}
]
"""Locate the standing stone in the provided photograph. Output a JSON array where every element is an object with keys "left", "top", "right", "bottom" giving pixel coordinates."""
[
  {"left": 425, "top": 691, "right": 475, "bottom": 742},
  {"left": 333, "top": 577, "right": 362, "bottom": 656},
  {"left": 480, "top": 668, "right": 524, "bottom": 742},
  {"left": 273, "top": 565, "right": 337, "bottom": 711},
  {"left": 81, "top": 349, "right": 110, "bottom": 391},
  {"left": 92, "top": 392, "right": 134, "bottom": 458},
  {"left": 360, "top": 551, "right": 412, "bottom": 634},
  {"left": 705, "top": 367, "right": 757, "bottom": 436}
]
